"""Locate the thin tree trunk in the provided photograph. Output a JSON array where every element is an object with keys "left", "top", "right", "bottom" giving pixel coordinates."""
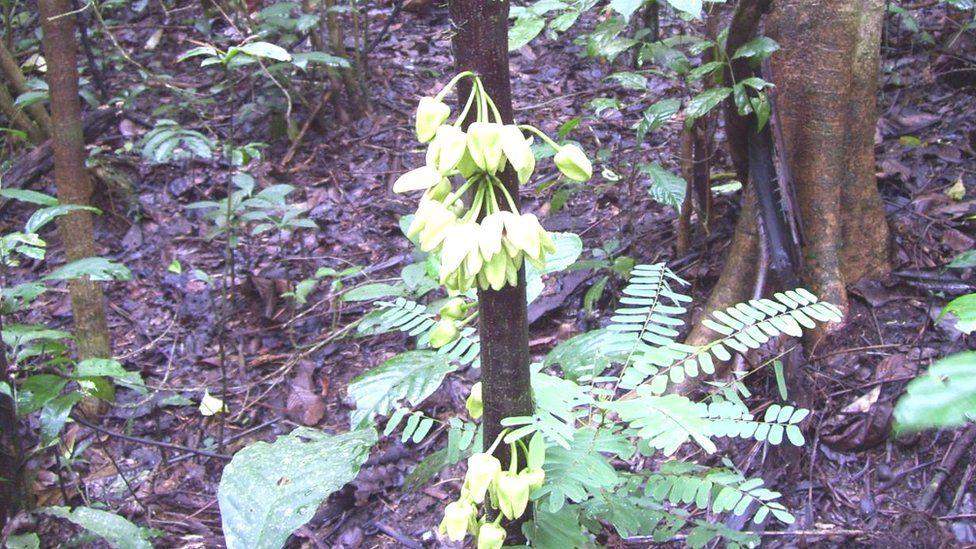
[
  {"left": 840, "top": 0, "right": 890, "bottom": 282},
  {"left": 39, "top": 0, "right": 112, "bottom": 363},
  {"left": 449, "top": 0, "right": 532, "bottom": 538},
  {"left": 0, "top": 310, "right": 24, "bottom": 529}
]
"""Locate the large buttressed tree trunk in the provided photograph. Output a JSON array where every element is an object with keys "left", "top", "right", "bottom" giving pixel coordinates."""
[
  {"left": 450, "top": 0, "right": 533, "bottom": 508},
  {"left": 767, "top": 0, "right": 890, "bottom": 313},
  {"left": 39, "top": 0, "right": 112, "bottom": 361}
]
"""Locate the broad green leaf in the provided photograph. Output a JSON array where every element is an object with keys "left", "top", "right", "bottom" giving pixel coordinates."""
[
  {"left": 76, "top": 358, "right": 146, "bottom": 392},
  {"left": 685, "top": 87, "right": 732, "bottom": 126},
  {"left": 666, "top": 0, "right": 702, "bottom": 18},
  {"left": 941, "top": 293, "right": 976, "bottom": 334},
  {"left": 346, "top": 350, "right": 455, "bottom": 428},
  {"left": 948, "top": 250, "right": 976, "bottom": 268},
  {"left": 607, "top": 71, "right": 647, "bottom": 90},
  {"left": 238, "top": 41, "right": 292, "bottom": 61},
  {"left": 522, "top": 504, "right": 592, "bottom": 548},
  {"left": 217, "top": 428, "right": 376, "bottom": 549},
  {"left": 509, "top": 16, "right": 545, "bottom": 50},
  {"left": 41, "top": 507, "right": 155, "bottom": 549},
  {"left": 732, "top": 36, "right": 780, "bottom": 60},
  {"left": 39, "top": 393, "right": 81, "bottom": 446},
  {"left": 4, "top": 532, "right": 40, "bottom": 549},
  {"left": 610, "top": 0, "right": 644, "bottom": 20},
  {"left": 13, "top": 90, "right": 48, "bottom": 109},
  {"left": 341, "top": 282, "right": 405, "bottom": 302},
  {"left": 640, "top": 163, "right": 686, "bottom": 210},
  {"left": 26, "top": 204, "right": 100, "bottom": 233},
  {"left": 44, "top": 257, "right": 132, "bottom": 282},
  {"left": 177, "top": 45, "right": 219, "bottom": 63},
  {"left": 0, "top": 188, "right": 59, "bottom": 206},
  {"left": 893, "top": 351, "right": 976, "bottom": 433},
  {"left": 637, "top": 99, "right": 681, "bottom": 142},
  {"left": 544, "top": 328, "right": 628, "bottom": 380},
  {"left": 290, "top": 51, "right": 349, "bottom": 69},
  {"left": 543, "top": 232, "right": 584, "bottom": 274}
]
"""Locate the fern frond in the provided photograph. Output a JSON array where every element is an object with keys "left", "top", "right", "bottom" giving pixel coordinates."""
[
  {"left": 628, "top": 287, "right": 842, "bottom": 395},
  {"left": 704, "top": 401, "right": 808, "bottom": 446},
  {"left": 371, "top": 298, "right": 481, "bottom": 366},
  {"left": 644, "top": 464, "right": 795, "bottom": 525}
]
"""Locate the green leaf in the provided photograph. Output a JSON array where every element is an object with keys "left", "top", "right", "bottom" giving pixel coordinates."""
[
  {"left": 177, "top": 45, "right": 219, "bottom": 63},
  {"left": 685, "top": 87, "right": 732, "bottom": 125},
  {"left": 39, "top": 393, "right": 81, "bottom": 446},
  {"left": 637, "top": 99, "right": 681, "bottom": 142},
  {"left": 948, "top": 250, "right": 976, "bottom": 268},
  {"left": 41, "top": 507, "right": 155, "bottom": 549},
  {"left": 610, "top": 0, "right": 644, "bottom": 20},
  {"left": 544, "top": 328, "right": 628, "bottom": 380},
  {"left": 893, "top": 351, "right": 976, "bottom": 433},
  {"left": 509, "top": 16, "right": 545, "bottom": 50},
  {"left": 346, "top": 350, "right": 455, "bottom": 429},
  {"left": 584, "top": 275, "right": 610, "bottom": 312},
  {"left": 341, "top": 282, "right": 405, "bottom": 302},
  {"left": 732, "top": 36, "right": 780, "bottom": 60},
  {"left": 543, "top": 232, "right": 584, "bottom": 274},
  {"left": 26, "top": 204, "right": 100, "bottom": 233},
  {"left": 217, "top": 427, "right": 376, "bottom": 549},
  {"left": 44, "top": 257, "right": 132, "bottom": 282},
  {"left": 13, "top": 90, "right": 48, "bottom": 109},
  {"left": 238, "top": 41, "right": 292, "bottom": 61},
  {"left": 0, "top": 188, "right": 59, "bottom": 206},
  {"left": 607, "top": 71, "right": 648, "bottom": 91},
  {"left": 941, "top": 293, "right": 976, "bottom": 334},
  {"left": 665, "top": 0, "right": 702, "bottom": 18},
  {"left": 687, "top": 61, "right": 723, "bottom": 81},
  {"left": 4, "top": 532, "right": 40, "bottom": 549},
  {"left": 522, "top": 504, "right": 591, "bottom": 548},
  {"left": 290, "top": 51, "right": 349, "bottom": 69},
  {"left": 76, "top": 358, "right": 146, "bottom": 392},
  {"left": 640, "top": 163, "right": 686, "bottom": 210}
]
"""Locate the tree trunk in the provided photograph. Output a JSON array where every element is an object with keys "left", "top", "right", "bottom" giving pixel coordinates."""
[
  {"left": 0, "top": 314, "right": 24, "bottom": 529},
  {"left": 449, "top": 0, "right": 533, "bottom": 538},
  {"left": 767, "top": 0, "right": 890, "bottom": 316},
  {"left": 39, "top": 0, "right": 112, "bottom": 363}
]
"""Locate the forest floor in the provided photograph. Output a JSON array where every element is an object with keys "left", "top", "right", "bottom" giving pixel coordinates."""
[{"left": 3, "top": 2, "right": 976, "bottom": 547}]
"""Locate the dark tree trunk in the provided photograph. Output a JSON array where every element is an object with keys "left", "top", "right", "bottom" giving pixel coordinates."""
[
  {"left": 449, "top": 0, "right": 532, "bottom": 538},
  {"left": 39, "top": 0, "right": 112, "bottom": 363}
]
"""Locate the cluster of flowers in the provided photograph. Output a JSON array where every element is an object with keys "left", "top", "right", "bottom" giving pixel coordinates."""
[
  {"left": 394, "top": 72, "right": 593, "bottom": 296},
  {"left": 438, "top": 419, "right": 546, "bottom": 548}
]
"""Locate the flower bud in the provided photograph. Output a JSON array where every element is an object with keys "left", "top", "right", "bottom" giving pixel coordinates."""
[
  {"left": 467, "top": 122, "right": 504, "bottom": 173},
  {"left": 478, "top": 213, "right": 504, "bottom": 260},
  {"left": 428, "top": 177, "right": 452, "bottom": 202},
  {"left": 501, "top": 125, "right": 535, "bottom": 184},
  {"left": 496, "top": 470, "right": 530, "bottom": 520},
  {"left": 393, "top": 165, "right": 443, "bottom": 193},
  {"left": 439, "top": 500, "right": 475, "bottom": 541},
  {"left": 439, "top": 297, "right": 468, "bottom": 320},
  {"left": 416, "top": 97, "right": 451, "bottom": 143},
  {"left": 554, "top": 144, "right": 592, "bottom": 182},
  {"left": 466, "top": 382, "right": 483, "bottom": 419},
  {"left": 463, "top": 453, "right": 501, "bottom": 504},
  {"left": 418, "top": 202, "right": 458, "bottom": 252},
  {"left": 440, "top": 224, "right": 479, "bottom": 277},
  {"left": 429, "top": 319, "right": 459, "bottom": 349},
  {"left": 483, "top": 251, "right": 508, "bottom": 291},
  {"left": 477, "top": 522, "right": 506, "bottom": 549},
  {"left": 520, "top": 468, "right": 546, "bottom": 491},
  {"left": 426, "top": 125, "right": 468, "bottom": 174}
]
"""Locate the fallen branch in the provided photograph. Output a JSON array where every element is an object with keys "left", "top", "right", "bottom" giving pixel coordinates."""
[{"left": 917, "top": 423, "right": 976, "bottom": 512}]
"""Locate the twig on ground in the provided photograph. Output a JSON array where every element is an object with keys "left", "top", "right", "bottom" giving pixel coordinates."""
[{"left": 917, "top": 423, "right": 976, "bottom": 512}]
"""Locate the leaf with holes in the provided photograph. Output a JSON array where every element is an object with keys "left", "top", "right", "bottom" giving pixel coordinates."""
[
  {"left": 41, "top": 506, "right": 156, "bottom": 549},
  {"left": 217, "top": 427, "right": 375, "bottom": 549}
]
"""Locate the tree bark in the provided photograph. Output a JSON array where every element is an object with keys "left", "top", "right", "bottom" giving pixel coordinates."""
[
  {"left": 39, "top": 0, "right": 112, "bottom": 363},
  {"left": 450, "top": 0, "right": 532, "bottom": 538},
  {"left": 767, "top": 0, "right": 891, "bottom": 316}
]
